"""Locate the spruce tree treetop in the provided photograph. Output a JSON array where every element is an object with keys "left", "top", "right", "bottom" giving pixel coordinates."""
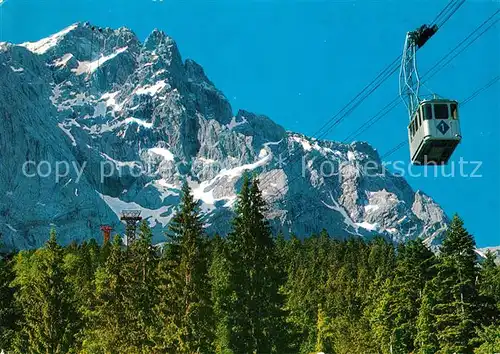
[
  {"left": 441, "top": 214, "right": 477, "bottom": 260},
  {"left": 46, "top": 228, "right": 61, "bottom": 252}
]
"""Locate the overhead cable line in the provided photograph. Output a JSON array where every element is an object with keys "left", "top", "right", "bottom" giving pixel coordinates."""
[
  {"left": 343, "top": 8, "right": 499, "bottom": 143},
  {"left": 257, "top": 0, "right": 466, "bottom": 189},
  {"left": 435, "top": 0, "right": 466, "bottom": 28},
  {"left": 180, "top": 0, "right": 470, "bottom": 229},
  {"left": 264, "top": 21, "right": 500, "bottom": 205},
  {"left": 315, "top": 0, "right": 465, "bottom": 140},
  {"left": 430, "top": 0, "right": 459, "bottom": 25}
]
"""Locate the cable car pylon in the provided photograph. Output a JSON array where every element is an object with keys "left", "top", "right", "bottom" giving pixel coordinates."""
[{"left": 399, "top": 24, "right": 462, "bottom": 165}]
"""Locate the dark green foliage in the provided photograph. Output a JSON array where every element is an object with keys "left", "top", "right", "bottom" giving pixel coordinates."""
[
  {"left": 372, "top": 239, "right": 436, "bottom": 353},
  {"left": 209, "top": 234, "right": 232, "bottom": 353},
  {"left": 225, "top": 175, "right": 287, "bottom": 354},
  {"left": 415, "top": 282, "right": 439, "bottom": 354},
  {"left": 478, "top": 251, "right": 500, "bottom": 323},
  {"left": 153, "top": 182, "right": 214, "bottom": 353},
  {"left": 474, "top": 324, "right": 500, "bottom": 353},
  {"left": 81, "top": 235, "right": 133, "bottom": 353},
  {"left": 425, "top": 215, "right": 480, "bottom": 353},
  {"left": 0, "top": 252, "right": 18, "bottom": 351},
  {"left": 0, "top": 195, "right": 497, "bottom": 354},
  {"left": 11, "top": 229, "right": 79, "bottom": 353}
]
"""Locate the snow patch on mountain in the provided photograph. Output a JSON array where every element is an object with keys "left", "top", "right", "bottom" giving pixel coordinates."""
[
  {"left": 72, "top": 46, "right": 128, "bottom": 75},
  {"left": 355, "top": 221, "right": 379, "bottom": 232},
  {"left": 21, "top": 24, "right": 78, "bottom": 54},
  {"left": 227, "top": 116, "right": 247, "bottom": 130},
  {"left": 0, "top": 22, "right": 464, "bottom": 250},
  {"left": 52, "top": 53, "right": 74, "bottom": 67},
  {"left": 100, "top": 194, "right": 172, "bottom": 228},
  {"left": 149, "top": 147, "right": 174, "bottom": 161},
  {"left": 135, "top": 80, "right": 168, "bottom": 96},
  {"left": 124, "top": 117, "right": 153, "bottom": 129},
  {"left": 10, "top": 66, "right": 24, "bottom": 72},
  {"left": 57, "top": 122, "right": 77, "bottom": 146},
  {"left": 291, "top": 135, "right": 313, "bottom": 151}
]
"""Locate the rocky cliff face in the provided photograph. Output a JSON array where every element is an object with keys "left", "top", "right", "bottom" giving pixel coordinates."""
[{"left": 0, "top": 23, "right": 449, "bottom": 249}]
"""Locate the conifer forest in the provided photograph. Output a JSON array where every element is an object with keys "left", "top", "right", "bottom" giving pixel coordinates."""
[{"left": 0, "top": 176, "right": 499, "bottom": 354}]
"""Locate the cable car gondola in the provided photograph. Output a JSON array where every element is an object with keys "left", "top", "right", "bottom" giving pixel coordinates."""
[
  {"left": 399, "top": 24, "right": 462, "bottom": 165},
  {"left": 407, "top": 97, "right": 461, "bottom": 165}
]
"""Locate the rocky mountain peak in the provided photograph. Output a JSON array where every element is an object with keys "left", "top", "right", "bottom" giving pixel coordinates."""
[{"left": 0, "top": 23, "right": 453, "bottom": 250}]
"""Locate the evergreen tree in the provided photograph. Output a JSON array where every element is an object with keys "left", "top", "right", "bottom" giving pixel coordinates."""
[
  {"left": 177, "top": 183, "right": 214, "bottom": 353},
  {"left": 428, "top": 215, "right": 480, "bottom": 353},
  {"left": 0, "top": 201, "right": 495, "bottom": 353},
  {"left": 477, "top": 251, "right": 500, "bottom": 324},
  {"left": 63, "top": 240, "right": 98, "bottom": 350},
  {"left": 0, "top": 252, "right": 18, "bottom": 351},
  {"left": 415, "top": 283, "right": 439, "bottom": 354},
  {"left": 226, "top": 175, "right": 286, "bottom": 353},
  {"left": 315, "top": 305, "right": 334, "bottom": 353},
  {"left": 474, "top": 324, "right": 500, "bottom": 353},
  {"left": 153, "top": 247, "right": 183, "bottom": 352},
  {"left": 372, "top": 239, "right": 435, "bottom": 353},
  {"left": 123, "top": 220, "right": 158, "bottom": 351},
  {"left": 474, "top": 252, "right": 500, "bottom": 351},
  {"left": 280, "top": 234, "right": 311, "bottom": 353},
  {"left": 479, "top": 252, "right": 500, "bottom": 303},
  {"left": 155, "top": 182, "right": 214, "bottom": 353},
  {"left": 209, "top": 234, "right": 233, "bottom": 353},
  {"left": 12, "top": 229, "right": 78, "bottom": 353},
  {"left": 81, "top": 235, "right": 134, "bottom": 353}
]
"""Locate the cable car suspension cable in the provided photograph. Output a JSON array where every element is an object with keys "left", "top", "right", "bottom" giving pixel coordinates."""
[
  {"left": 430, "top": 0, "right": 460, "bottom": 26},
  {"left": 424, "top": 9, "right": 499, "bottom": 82},
  {"left": 261, "top": 15, "right": 499, "bottom": 203},
  {"left": 256, "top": 1, "right": 463, "bottom": 189},
  {"left": 237, "top": 0, "right": 468, "bottom": 201},
  {"left": 261, "top": 0, "right": 465, "bottom": 191},
  {"left": 343, "top": 8, "right": 499, "bottom": 143},
  {"left": 434, "top": 0, "right": 466, "bottom": 28},
  {"left": 292, "top": 0, "right": 464, "bottom": 141},
  {"left": 461, "top": 75, "right": 500, "bottom": 105}
]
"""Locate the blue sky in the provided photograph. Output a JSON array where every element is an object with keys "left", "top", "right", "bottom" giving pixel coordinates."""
[{"left": 1, "top": 0, "right": 499, "bottom": 247}]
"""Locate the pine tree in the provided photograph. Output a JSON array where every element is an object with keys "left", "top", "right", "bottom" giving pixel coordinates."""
[
  {"left": 153, "top": 247, "right": 183, "bottom": 352},
  {"left": 474, "top": 252, "right": 500, "bottom": 351},
  {"left": 281, "top": 234, "right": 311, "bottom": 353},
  {"left": 177, "top": 183, "right": 214, "bottom": 353},
  {"left": 123, "top": 220, "right": 158, "bottom": 351},
  {"left": 12, "top": 229, "right": 78, "bottom": 353},
  {"left": 479, "top": 252, "right": 500, "bottom": 302},
  {"left": 315, "top": 305, "right": 333, "bottom": 353},
  {"left": 0, "top": 252, "right": 18, "bottom": 351},
  {"left": 415, "top": 283, "right": 439, "bottom": 354},
  {"left": 62, "top": 240, "right": 98, "bottom": 351},
  {"left": 372, "top": 239, "right": 436, "bottom": 353},
  {"left": 429, "top": 215, "right": 480, "bottom": 353},
  {"left": 226, "top": 175, "right": 286, "bottom": 353},
  {"left": 477, "top": 251, "right": 500, "bottom": 324},
  {"left": 327, "top": 237, "right": 379, "bottom": 354},
  {"left": 209, "top": 234, "right": 233, "bottom": 353},
  {"left": 474, "top": 324, "right": 500, "bottom": 353},
  {"left": 86, "top": 238, "right": 101, "bottom": 269},
  {"left": 81, "top": 235, "right": 133, "bottom": 353},
  {"left": 155, "top": 182, "right": 214, "bottom": 353}
]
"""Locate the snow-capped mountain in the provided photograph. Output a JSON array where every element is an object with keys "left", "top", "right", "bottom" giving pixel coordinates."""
[{"left": 0, "top": 23, "right": 450, "bottom": 249}]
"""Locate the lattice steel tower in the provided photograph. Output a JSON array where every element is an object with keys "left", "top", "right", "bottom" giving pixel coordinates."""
[{"left": 120, "top": 210, "right": 142, "bottom": 246}]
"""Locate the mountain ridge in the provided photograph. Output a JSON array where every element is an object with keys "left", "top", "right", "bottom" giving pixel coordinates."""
[{"left": 0, "top": 22, "right": 452, "bottom": 249}]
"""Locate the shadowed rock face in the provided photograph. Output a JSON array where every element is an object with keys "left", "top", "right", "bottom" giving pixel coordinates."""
[{"left": 0, "top": 22, "right": 449, "bottom": 249}]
